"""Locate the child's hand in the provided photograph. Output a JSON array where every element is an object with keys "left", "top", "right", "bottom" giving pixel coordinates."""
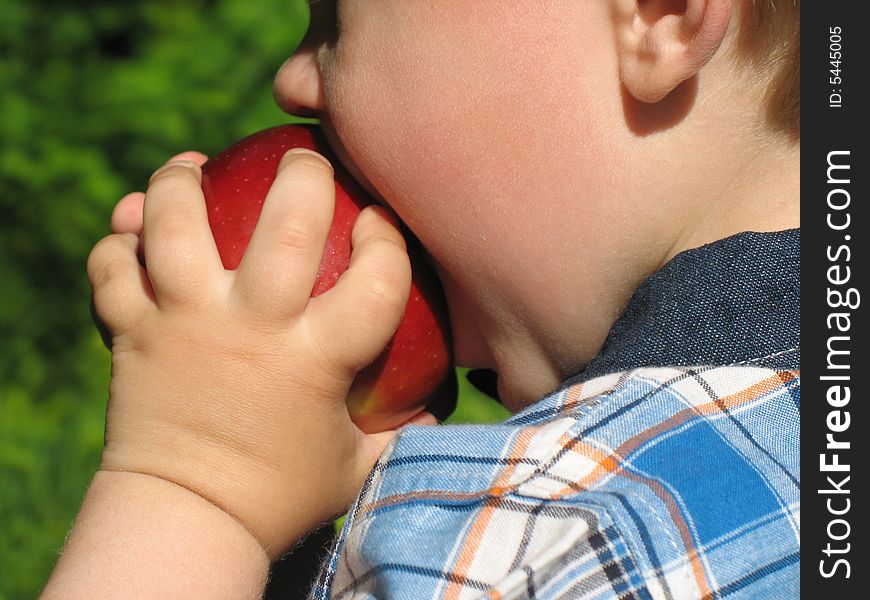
[
  {"left": 87, "top": 148, "right": 419, "bottom": 557},
  {"left": 109, "top": 151, "right": 208, "bottom": 236}
]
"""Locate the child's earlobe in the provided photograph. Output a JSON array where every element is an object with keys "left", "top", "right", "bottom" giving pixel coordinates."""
[{"left": 615, "top": 0, "right": 732, "bottom": 103}]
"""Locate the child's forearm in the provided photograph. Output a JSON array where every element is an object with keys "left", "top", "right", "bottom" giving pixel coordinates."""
[{"left": 40, "top": 471, "right": 270, "bottom": 600}]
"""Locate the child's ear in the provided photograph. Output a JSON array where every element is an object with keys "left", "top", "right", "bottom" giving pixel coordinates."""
[{"left": 615, "top": 0, "right": 732, "bottom": 103}]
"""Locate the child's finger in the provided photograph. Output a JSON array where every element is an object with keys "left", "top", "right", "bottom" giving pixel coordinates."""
[
  {"left": 234, "top": 149, "right": 335, "bottom": 319},
  {"left": 402, "top": 411, "right": 439, "bottom": 427},
  {"left": 351, "top": 412, "right": 437, "bottom": 498},
  {"left": 307, "top": 205, "right": 411, "bottom": 371},
  {"left": 111, "top": 192, "right": 145, "bottom": 235},
  {"left": 142, "top": 161, "right": 224, "bottom": 306},
  {"left": 167, "top": 150, "right": 209, "bottom": 166},
  {"left": 87, "top": 233, "right": 154, "bottom": 333},
  {"left": 110, "top": 151, "right": 207, "bottom": 236}
]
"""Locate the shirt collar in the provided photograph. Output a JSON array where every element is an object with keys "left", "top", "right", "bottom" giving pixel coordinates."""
[{"left": 569, "top": 229, "right": 800, "bottom": 384}]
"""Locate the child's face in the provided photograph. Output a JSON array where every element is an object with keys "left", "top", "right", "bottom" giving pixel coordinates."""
[{"left": 274, "top": 1, "right": 658, "bottom": 408}]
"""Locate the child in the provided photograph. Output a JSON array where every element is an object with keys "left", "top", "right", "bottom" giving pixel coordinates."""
[{"left": 42, "top": 0, "right": 800, "bottom": 597}]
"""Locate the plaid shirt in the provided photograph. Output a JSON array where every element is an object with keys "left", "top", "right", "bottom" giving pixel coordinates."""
[
  {"left": 311, "top": 364, "right": 799, "bottom": 599},
  {"left": 310, "top": 230, "right": 800, "bottom": 599}
]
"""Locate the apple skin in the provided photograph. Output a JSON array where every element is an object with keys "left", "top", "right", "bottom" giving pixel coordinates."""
[{"left": 201, "top": 125, "right": 455, "bottom": 432}]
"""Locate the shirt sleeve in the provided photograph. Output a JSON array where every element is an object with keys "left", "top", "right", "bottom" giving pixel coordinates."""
[{"left": 309, "top": 366, "right": 800, "bottom": 600}]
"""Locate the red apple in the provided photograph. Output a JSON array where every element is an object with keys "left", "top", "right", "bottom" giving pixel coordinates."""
[{"left": 200, "top": 124, "right": 454, "bottom": 432}]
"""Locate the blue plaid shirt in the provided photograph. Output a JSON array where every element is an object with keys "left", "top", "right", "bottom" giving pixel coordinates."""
[{"left": 311, "top": 230, "right": 800, "bottom": 599}]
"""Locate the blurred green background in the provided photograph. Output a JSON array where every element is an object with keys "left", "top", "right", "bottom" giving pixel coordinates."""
[{"left": 0, "top": 1, "right": 508, "bottom": 598}]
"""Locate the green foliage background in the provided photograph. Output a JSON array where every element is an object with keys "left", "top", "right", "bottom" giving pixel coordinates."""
[{"left": 0, "top": 2, "right": 508, "bottom": 598}]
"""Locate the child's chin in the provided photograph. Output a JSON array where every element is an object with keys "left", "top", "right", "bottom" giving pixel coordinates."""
[{"left": 497, "top": 377, "right": 529, "bottom": 413}]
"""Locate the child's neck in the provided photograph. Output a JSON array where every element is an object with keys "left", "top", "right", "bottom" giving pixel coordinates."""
[{"left": 666, "top": 137, "right": 800, "bottom": 263}]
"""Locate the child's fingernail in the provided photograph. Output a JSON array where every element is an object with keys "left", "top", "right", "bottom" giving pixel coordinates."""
[
  {"left": 165, "top": 159, "right": 200, "bottom": 170},
  {"left": 280, "top": 148, "right": 333, "bottom": 172},
  {"left": 150, "top": 160, "right": 200, "bottom": 184}
]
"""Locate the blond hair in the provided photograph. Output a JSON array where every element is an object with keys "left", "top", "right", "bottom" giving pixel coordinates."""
[{"left": 736, "top": 0, "right": 800, "bottom": 139}]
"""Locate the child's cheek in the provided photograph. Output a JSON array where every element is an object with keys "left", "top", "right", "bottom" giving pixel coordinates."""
[
  {"left": 325, "top": 45, "right": 607, "bottom": 257},
  {"left": 325, "top": 1, "right": 616, "bottom": 208},
  {"left": 321, "top": 0, "right": 625, "bottom": 345}
]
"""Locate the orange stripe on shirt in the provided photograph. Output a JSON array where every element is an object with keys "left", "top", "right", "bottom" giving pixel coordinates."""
[
  {"left": 560, "top": 383, "right": 584, "bottom": 414},
  {"left": 442, "top": 426, "right": 539, "bottom": 600},
  {"left": 551, "top": 371, "right": 797, "bottom": 497},
  {"left": 547, "top": 372, "right": 798, "bottom": 596}
]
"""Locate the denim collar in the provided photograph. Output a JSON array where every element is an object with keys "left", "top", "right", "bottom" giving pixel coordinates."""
[{"left": 568, "top": 229, "right": 800, "bottom": 385}]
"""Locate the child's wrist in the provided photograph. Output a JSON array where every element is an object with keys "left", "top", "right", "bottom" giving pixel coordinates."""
[
  {"left": 99, "top": 442, "right": 336, "bottom": 558},
  {"left": 43, "top": 470, "right": 270, "bottom": 598},
  {"left": 95, "top": 466, "right": 273, "bottom": 556}
]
